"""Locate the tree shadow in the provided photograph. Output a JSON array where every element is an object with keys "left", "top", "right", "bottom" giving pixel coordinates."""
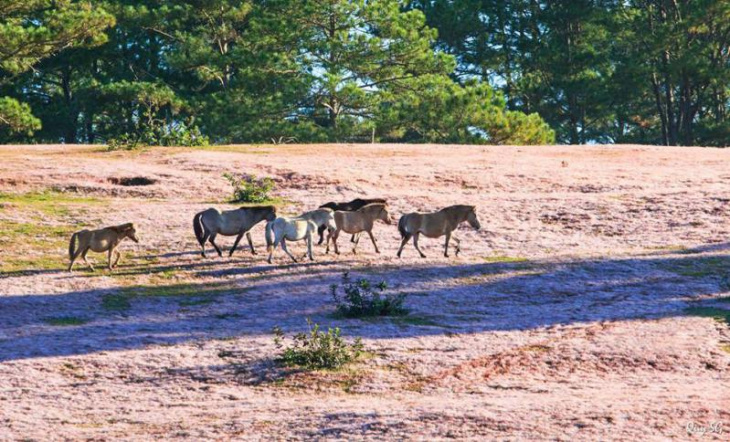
[{"left": 1, "top": 251, "right": 729, "bottom": 362}]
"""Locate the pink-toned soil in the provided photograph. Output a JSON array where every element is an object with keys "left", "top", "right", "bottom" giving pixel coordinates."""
[{"left": 0, "top": 143, "right": 728, "bottom": 440}]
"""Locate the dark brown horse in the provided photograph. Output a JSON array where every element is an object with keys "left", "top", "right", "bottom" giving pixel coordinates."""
[{"left": 317, "top": 198, "right": 387, "bottom": 244}]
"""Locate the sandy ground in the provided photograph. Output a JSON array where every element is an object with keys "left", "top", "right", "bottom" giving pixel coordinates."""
[{"left": 0, "top": 143, "right": 729, "bottom": 440}]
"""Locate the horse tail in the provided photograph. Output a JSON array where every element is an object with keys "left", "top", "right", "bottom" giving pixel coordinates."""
[
  {"left": 265, "top": 221, "right": 274, "bottom": 252},
  {"left": 193, "top": 212, "right": 205, "bottom": 247},
  {"left": 398, "top": 215, "right": 409, "bottom": 238},
  {"left": 68, "top": 232, "right": 78, "bottom": 260}
]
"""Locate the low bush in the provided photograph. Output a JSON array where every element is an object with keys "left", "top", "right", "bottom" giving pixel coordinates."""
[
  {"left": 331, "top": 272, "right": 408, "bottom": 318},
  {"left": 106, "top": 122, "right": 209, "bottom": 151},
  {"left": 224, "top": 172, "right": 276, "bottom": 203},
  {"left": 273, "top": 319, "right": 363, "bottom": 370}
]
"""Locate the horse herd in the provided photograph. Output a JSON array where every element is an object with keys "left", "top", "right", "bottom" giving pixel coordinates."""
[{"left": 67, "top": 197, "right": 481, "bottom": 271}]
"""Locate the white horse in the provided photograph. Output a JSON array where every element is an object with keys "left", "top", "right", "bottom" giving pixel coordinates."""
[
  {"left": 296, "top": 208, "right": 336, "bottom": 247},
  {"left": 265, "top": 217, "right": 317, "bottom": 263}
]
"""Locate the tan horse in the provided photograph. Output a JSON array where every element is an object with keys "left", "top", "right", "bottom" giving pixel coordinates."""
[
  {"left": 265, "top": 217, "right": 316, "bottom": 263},
  {"left": 68, "top": 223, "right": 140, "bottom": 271},
  {"left": 193, "top": 206, "right": 276, "bottom": 257},
  {"left": 397, "top": 205, "right": 481, "bottom": 258},
  {"left": 329, "top": 203, "right": 392, "bottom": 255}
]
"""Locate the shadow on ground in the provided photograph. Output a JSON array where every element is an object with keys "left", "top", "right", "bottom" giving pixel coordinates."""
[{"left": 1, "top": 248, "right": 729, "bottom": 362}]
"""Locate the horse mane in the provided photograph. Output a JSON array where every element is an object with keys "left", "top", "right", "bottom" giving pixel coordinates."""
[
  {"left": 319, "top": 202, "right": 337, "bottom": 210},
  {"left": 108, "top": 223, "right": 134, "bottom": 233},
  {"left": 352, "top": 197, "right": 387, "bottom": 204},
  {"left": 239, "top": 205, "right": 277, "bottom": 212},
  {"left": 358, "top": 202, "right": 387, "bottom": 211},
  {"left": 320, "top": 198, "right": 386, "bottom": 211},
  {"left": 440, "top": 204, "right": 475, "bottom": 212}
]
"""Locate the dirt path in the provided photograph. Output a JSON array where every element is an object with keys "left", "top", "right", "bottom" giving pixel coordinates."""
[{"left": 0, "top": 144, "right": 728, "bottom": 440}]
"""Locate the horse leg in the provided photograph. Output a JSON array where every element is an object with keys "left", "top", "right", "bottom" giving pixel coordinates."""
[
  {"left": 209, "top": 233, "right": 223, "bottom": 257},
  {"left": 444, "top": 232, "right": 451, "bottom": 258},
  {"left": 82, "top": 248, "right": 95, "bottom": 271},
  {"left": 352, "top": 232, "right": 361, "bottom": 254},
  {"left": 113, "top": 249, "right": 122, "bottom": 268},
  {"left": 331, "top": 229, "right": 341, "bottom": 255},
  {"left": 230, "top": 231, "right": 244, "bottom": 257},
  {"left": 453, "top": 235, "right": 462, "bottom": 256},
  {"left": 367, "top": 230, "right": 380, "bottom": 254},
  {"left": 200, "top": 232, "right": 210, "bottom": 258},
  {"left": 317, "top": 225, "right": 326, "bottom": 245},
  {"left": 267, "top": 237, "right": 280, "bottom": 264},
  {"left": 68, "top": 241, "right": 84, "bottom": 271},
  {"left": 396, "top": 233, "right": 412, "bottom": 258},
  {"left": 281, "top": 239, "right": 298, "bottom": 263},
  {"left": 246, "top": 232, "right": 257, "bottom": 255},
  {"left": 325, "top": 227, "right": 334, "bottom": 253},
  {"left": 413, "top": 233, "right": 426, "bottom": 258},
  {"left": 307, "top": 233, "right": 314, "bottom": 261}
]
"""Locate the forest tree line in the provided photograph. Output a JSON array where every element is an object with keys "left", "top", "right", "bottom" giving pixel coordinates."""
[{"left": 1, "top": 1, "right": 728, "bottom": 146}]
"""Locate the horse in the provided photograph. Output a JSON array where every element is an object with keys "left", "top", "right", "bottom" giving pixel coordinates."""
[
  {"left": 193, "top": 206, "right": 276, "bottom": 258},
  {"left": 317, "top": 198, "right": 387, "bottom": 244},
  {"left": 328, "top": 203, "right": 392, "bottom": 255},
  {"left": 296, "top": 208, "right": 336, "bottom": 247},
  {"left": 68, "top": 223, "right": 139, "bottom": 271},
  {"left": 265, "top": 217, "right": 317, "bottom": 263},
  {"left": 396, "top": 205, "right": 481, "bottom": 258}
]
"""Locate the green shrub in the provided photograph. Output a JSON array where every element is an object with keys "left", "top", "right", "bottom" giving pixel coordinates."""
[
  {"left": 331, "top": 272, "right": 407, "bottom": 318},
  {"left": 224, "top": 172, "right": 276, "bottom": 203},
  {"left": 107, "top": 122, "right": 209, "bottom": 151},
  {"left": 106, "top": 133, "right": 142, "bottom": 151},
  {"left": 273, "top": 319, "right": 363, "bottom": 370}
]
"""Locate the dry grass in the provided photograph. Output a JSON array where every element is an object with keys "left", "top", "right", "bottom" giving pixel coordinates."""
[{"left": 0, "top": 143, "right": 729, "bottom": 440}]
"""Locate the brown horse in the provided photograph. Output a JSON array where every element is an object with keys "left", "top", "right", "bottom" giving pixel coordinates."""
[
  {"left": 397, "top": 205, "right": 481, "bottom": 258},
  {"left": 317, "top": 198, "right": 387, "bottom": 244},
  {"left": 328, "top": 203, "right": 392, "bottom": 255},
  {"left": 68, "top": 223, "right": 140, "bottom": 271},
  {"left": 193, "top": 206, "right": 276, "bottom": 257}
]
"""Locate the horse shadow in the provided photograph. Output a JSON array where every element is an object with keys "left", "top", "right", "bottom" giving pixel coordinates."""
[{"left": 0, "top": 250, "right": 728, "bottom": 362}]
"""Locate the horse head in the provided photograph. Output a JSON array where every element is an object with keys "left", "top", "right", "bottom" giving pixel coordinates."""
[
  {"left": 123, "top": 223, "right": 140, "bottom": 243},
  {"left": 265, "top": 206, "right": 277, "bottom": 222},
  {"left": 379, "top": 205, "right": 393, "bottom": 225},
  {"left": 466, "top": 206, "right": 481, "bottom": 230}
]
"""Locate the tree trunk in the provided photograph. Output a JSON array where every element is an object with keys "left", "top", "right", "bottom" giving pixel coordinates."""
[{"left": 61, "top": 67, "right": 77, "bottom": 143}]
